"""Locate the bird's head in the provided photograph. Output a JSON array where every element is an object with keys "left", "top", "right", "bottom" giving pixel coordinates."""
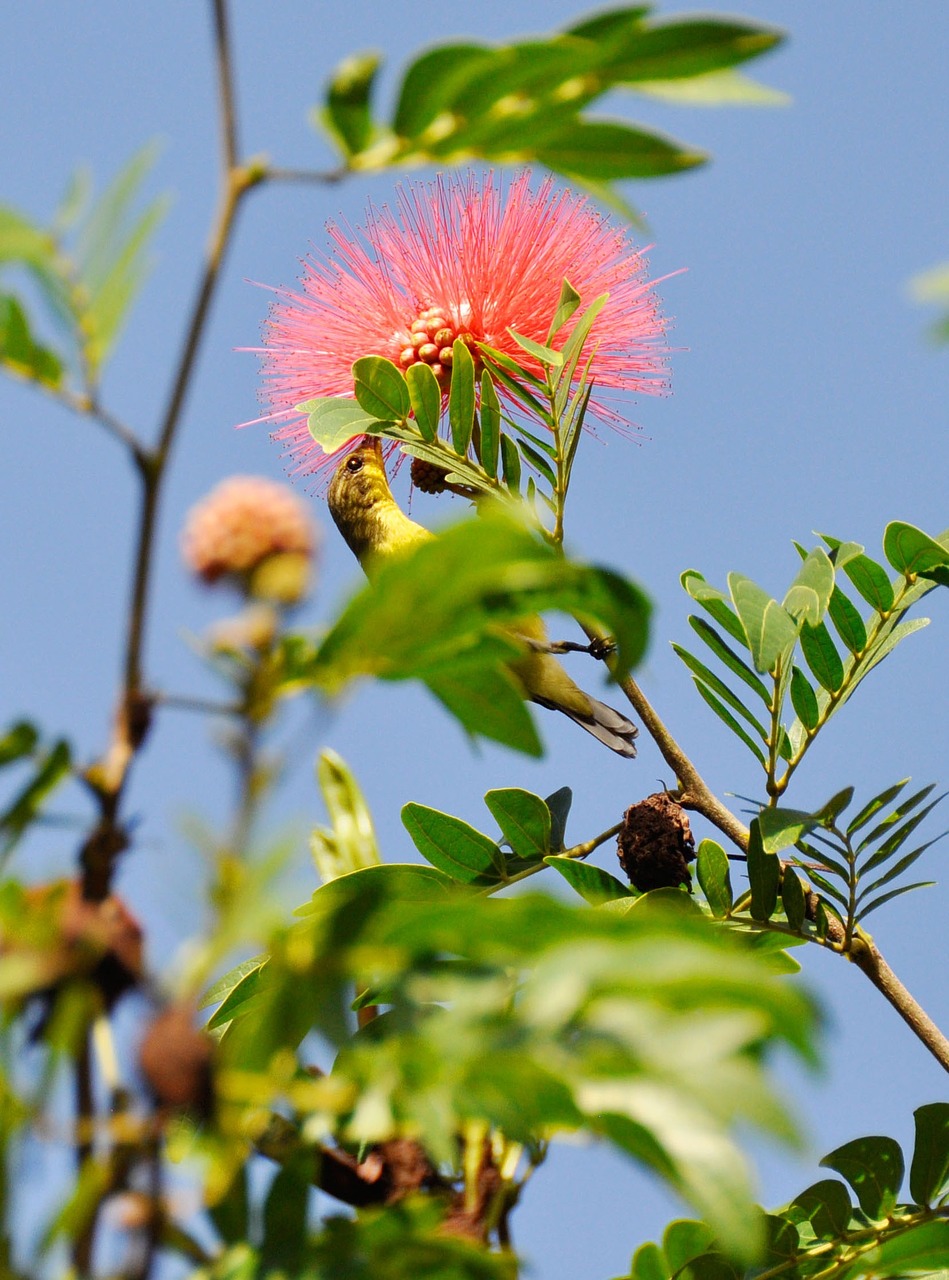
[{"left": 327, "top": 436, "right": 391, "bottom": 524}]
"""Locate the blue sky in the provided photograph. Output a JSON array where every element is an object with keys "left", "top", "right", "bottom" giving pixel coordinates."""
[{"left": 2, "top": 3, "right": 948, "bottom": 1277}]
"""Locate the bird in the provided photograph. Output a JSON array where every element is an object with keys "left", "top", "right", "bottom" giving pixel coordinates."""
[{"left": 326, "top": 436, "right": 639, "bottom": 758}]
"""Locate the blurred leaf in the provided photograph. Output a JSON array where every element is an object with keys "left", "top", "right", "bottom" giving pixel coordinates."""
[
  {"left": 311, "top": 749, "right": 380, "bottom": 884},
  {"left": 402, "top": 803, "right": 505, "bottom": 884},
  {"left": 632, "top": 68, "right": 789, "bottom": 106},
  {"left": 427, "top": 660, "right": 544, "bottom": 756},
  {"left": 484, "top": 787, "right": 551, "bottom": 858},
  {"left": 314, "top": 511, "right": 650, "bottom": 689},
  {"left": 0, "top": 738, "right": 71, "bottom": 860},
  {"left": 321, "top": 51, "right": 381, "bottom": 156},
  {"left": 570, "top": 12, "right": 784, "bottom": 81},
  {"left": 747, "top": 820, "right": 779, "bottom": 922},
  {"left": 859, "top": 1220, "right": 949, "bottom": 1275},
  {"left": 538, "top": 119, "right": 705, "bottom": 180},
  {"left": 820, "top": 1135, "right": 904, "bottom": 1218},
  {"left": 206, "top": 961, "right": 270, "bottom": 1032},
  {"left": 544, "top": 855, "right": 634, "bottom": 905},
  {"left": 728, "top": 574, "right": 798, "bottom": 674},
  {"left": 0, "top": 721, "right": 38, "bottom": 767},
  {"left": 799, "top": 620, "right": 844, "bottom": 693},
  {"left": 0, "top": 293, "right": 65, "bottom": 387},
  {"left": 448, "top": 337, "right": 476, "bottom": 455},
  {"left": 208, "top": 1166, "right": 249, "bottom": 1248},
  {"left": 404, "top": 361, "right": 441, "bottom": 442},
  {"left": 200, "top": 955, "right": 267, "bottom": 1013},
  {"left": 260, "top": 1156, "right": 311, "bottom": 1274},
  {"left": 696, "top": 840, "right": 732, "bottom": 918},
  {"left": 883, "top": 520, "right": 949, "bottom": 578},
  {"left": 910, "top": 1102, "right": 949, "bottom": 1205},
  {"left": 353, "top": 355, "right": 411, "bottom": 422}
]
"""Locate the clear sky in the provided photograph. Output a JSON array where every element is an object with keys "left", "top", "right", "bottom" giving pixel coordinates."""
[{"left": 2, "top": 3, "right": 948, "bottom": 1277}]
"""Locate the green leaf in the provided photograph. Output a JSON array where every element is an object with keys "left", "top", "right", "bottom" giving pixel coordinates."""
[
  {"left": 321, "top": 51, "right": 380, "bottom": 156},
  {"left": 484, "top": 788, "right": 551, "bottom": 859},
  {"left": 840, "top": 552, "right": 895, "bottom": 614},
  {"left": 799, "top": 620, "right": 844, "bottom": 693},
  {"left": 478, "top": 371, "right": 500, "bottom": 477},
  {"left": 784, "top": 1177, "right": 852, "bottom": 1238},
  {"left": 816, "top": 787, "right": 854, "bottom": 824},
  {"left": 632, "top": 68, "right": 789, "bottom": 106},
  {"left": 507, "top": 328, "right": 563, "bottom": 368},
  {"left": 681, "top": 573, "right": 748, "bottom": 647},
  {"left": 696, "top": 840, "right": 732, "bottom": 918},
  {"left": 405, "top": 361, "right": 441, "bottom": 441},
  {"left": 758, "top": 808, "right": 820, "bottom": 855},
  {"left": 783, "top": 548, "right": 834, "bottom": 626},
  {"left": 0, "top": 293, "right": 64, "bottom": 387},
  {"left": 537, "top": 119, "right": 706, "bottom": 181},
  {"left": 728, "top": 574, "right": 798, "bottom": 674},
  {"left": 206, "top": 962, "right": 270, "bottom": 1032},
  {"left": 516, "top": 437, "right": 558, "bottom": 490},
  {"left": 1, "top": 739, "right": 71, "bottom": 859},
  {"left": 857, "top": 880, "right": 935, "bottom": 920},
  {"left": 691, "top": 679, "right": 766, "bottom": 765},
  {"left": 260, "top": 1156, "right": 311, "bottom": 1275},
  {"left": 858, "top": 786, "right": 940, "bottom": 861},
  {"left": 500, "top": 432, "right": 521, "bottom": 493},
  {"left": 85, "top": 194, "right": 168, "bottom": 366},
  {"left": 392, "top": 43, "right": 496, "bottom": 139},
  {"left": 781, "top": 867, "right": 806, "bottom": 931},
  {"left": 861, "top": 1219, "right": 949, "bottom": 1275},
  {"left": 547, "top": 278, "right": 582, "bottom": 344},
  {"left": 883, "top": 521, "right": 949, "bottom": 578},
  {"left": 545, "top": 855, "right": 634, "bottom": 905},
  {"left": 545, "top": 786, "right": 572, "bottom": 852},
  {"left": 847, "top": 779, "right": 910, "bottom": 837},
  {"left": 820, "top": 1135, "right": 904, "bottom": 1218},
  {"left": 448, "top": 338, "right": 476, "bottom": 455},
  {"left": 427, "top": 663, "right": 543, "bottom": 757},
  {"left": 910, "top": 1102, "right": 949, "bottom": 1205},
  {"left": 672, "top": 644, "right": 768, "bottom": 740},
  {"left": 747, "top": 819, "right": 779, "bottom": 922},
  {"left": 0, "top": 721, "right": 38, "bottom": 767},
  {"left": 827, "top": 585, "right": 868, "bottom": 654},
  {"left": 200, "top": 955, "right": 267, "bottom": 1012},
  {"left": 574, "top": 12, "right": 784, "bottom": 82},
  {"left": 353, "top": 355, "right": 411, "bottom": 421},
  {"left": 209, "top": 1166, "right": 250, "bottom": 1249},
  {"left": 685, "top": 616, "right": 771, "bottom": 706},
  {"left": 789, "top": 665, "right": 819, "bottom": 731},
  {"left": 402, "top": 803, "right": 506, "bottom": 884},
  {"left": 310, "top": 749, "right": 380, "bottom": 883},
  {"left": 300, "top": 396, "right": 391, "bottom": 453}
]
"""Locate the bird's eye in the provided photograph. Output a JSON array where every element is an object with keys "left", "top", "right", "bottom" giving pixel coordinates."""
[{"left": 346, "top": 455, "right": 363, "bottom": 473}]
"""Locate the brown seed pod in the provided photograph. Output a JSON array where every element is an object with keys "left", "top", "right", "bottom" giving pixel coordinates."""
[{"left": 617, "top": 793, "right": 696, "bottom": 892}]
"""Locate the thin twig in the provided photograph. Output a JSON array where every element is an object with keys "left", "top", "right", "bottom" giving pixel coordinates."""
[
  {"left": 154, "top": 692, "right": 242, "bottom": 717},
  {"left": 264, "top": 165, "right": 347, "bottom": 184}
]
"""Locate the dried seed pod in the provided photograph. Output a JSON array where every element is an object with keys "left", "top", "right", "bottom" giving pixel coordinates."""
[{"left": 617, "top": 793, "right": 696, "bottom": 892}]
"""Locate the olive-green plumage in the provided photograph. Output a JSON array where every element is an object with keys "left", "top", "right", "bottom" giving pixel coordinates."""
[{"left": 327, "top": 439, "right": 638, "bottom": 757}]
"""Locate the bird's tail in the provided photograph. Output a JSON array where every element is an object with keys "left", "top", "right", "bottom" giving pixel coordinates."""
[{"left": 532, "top": 694, "right": 638, "bottom": 758}]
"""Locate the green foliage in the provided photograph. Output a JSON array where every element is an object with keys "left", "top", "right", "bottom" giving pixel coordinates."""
[
  {"left": 0, "top": 720, "right": 72, "bottom": 866},
  {"left": 310, "top": 749, "right": 382, "bottom": 883},
  {"left": 285, "top": 509, "right": 650, "bottom": 756},
  {"left": 313, "top": 8, "right": 785, "bottom": 220},
  {"left": 0, "top": 144, "right": 168, "bottom": 392},
  {"left": 622, "top": 1105, "right": 949, "bottom": 1279},
  {"left": 212, "top": 865, "right": 817, "bottom": 1259},
  {"left": 911, "top": 256, "right": 949, "bottom": 344},
  {"left": 676, "top": 525, "right": 949, "bottom": 797}
]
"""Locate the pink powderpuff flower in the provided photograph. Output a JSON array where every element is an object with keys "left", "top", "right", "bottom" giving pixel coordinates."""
[
  {"left": 254, "top": 171, "right": 672, "bottom": 484},
  {"left": 182, "top": 475, "right": 316, "bottom": 584}
]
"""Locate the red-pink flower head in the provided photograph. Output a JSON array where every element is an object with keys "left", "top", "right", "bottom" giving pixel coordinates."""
[{"left": 256, "top": 171, "right": 671, "bottom": 482}]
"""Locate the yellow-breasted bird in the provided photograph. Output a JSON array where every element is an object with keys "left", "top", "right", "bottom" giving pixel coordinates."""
[{"left": 326, "top": 438, "right": 639, "bottom": 758}]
